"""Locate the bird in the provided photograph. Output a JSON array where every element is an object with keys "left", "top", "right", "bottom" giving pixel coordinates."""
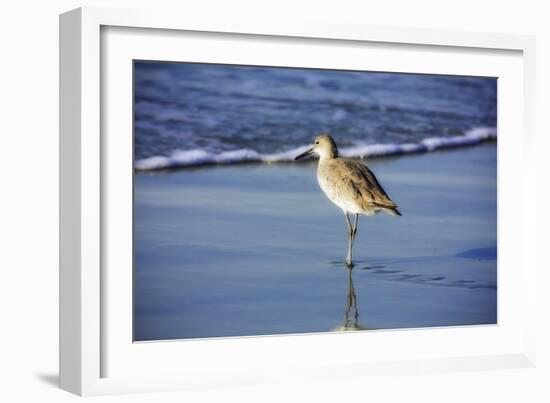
[{"left": 295, "top": 134, "right": 401, "bottom": 267}]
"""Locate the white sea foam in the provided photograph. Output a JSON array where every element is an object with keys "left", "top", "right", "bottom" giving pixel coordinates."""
[{"left": 134, "top": 127, "right": 497, "bottom": 171}]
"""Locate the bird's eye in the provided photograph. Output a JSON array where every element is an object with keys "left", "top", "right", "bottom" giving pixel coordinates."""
[{"left": 315, "top": 141, "right": 319, "bottom": 145}]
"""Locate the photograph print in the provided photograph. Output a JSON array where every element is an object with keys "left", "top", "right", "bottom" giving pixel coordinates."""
[{"left": 133, "top": 60, "right": 497, "bottom": 341}]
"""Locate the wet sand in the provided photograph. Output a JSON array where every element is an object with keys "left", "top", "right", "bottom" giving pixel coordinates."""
[{"left": 133, "top": 144, "right": 497, "bottom": 341}]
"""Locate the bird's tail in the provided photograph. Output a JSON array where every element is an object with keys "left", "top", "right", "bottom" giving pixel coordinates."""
[{"left": 384, "top": 207, "right": 402, "bottom": 216}]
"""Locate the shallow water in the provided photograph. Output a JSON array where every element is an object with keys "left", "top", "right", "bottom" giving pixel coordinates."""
[{"left": 133, "top": 145, "right": 497, "bottom": 341}]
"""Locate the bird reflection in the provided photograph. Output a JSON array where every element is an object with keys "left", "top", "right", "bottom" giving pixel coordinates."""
[{"left": 332, "top": 267, "right": 372, "bottom": 331}]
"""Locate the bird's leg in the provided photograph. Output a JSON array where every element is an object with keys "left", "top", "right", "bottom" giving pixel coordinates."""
[
  {"left": 344, "top": 212, "right": 354, "bottom": 267},
  {"left": 352, "top": 213, "right": 359, "bottom": 243}
]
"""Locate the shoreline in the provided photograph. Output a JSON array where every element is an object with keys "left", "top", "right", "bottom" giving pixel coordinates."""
[{"left": 134, "top": 128, "right": 497, "bottom": 172}]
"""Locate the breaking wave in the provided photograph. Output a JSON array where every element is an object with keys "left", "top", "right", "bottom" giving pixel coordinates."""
[{"left": 134, "top": 127, "right": 496, "bottom": 171}]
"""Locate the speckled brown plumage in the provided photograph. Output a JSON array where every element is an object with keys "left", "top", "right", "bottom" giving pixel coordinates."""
[{"left": 318, "top": 157, "right": 401, "bottom": 216}]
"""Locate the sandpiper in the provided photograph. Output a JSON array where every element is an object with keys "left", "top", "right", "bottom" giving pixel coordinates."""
[{"left": 295, "top": 134, "right": 401, "bottom": 267}]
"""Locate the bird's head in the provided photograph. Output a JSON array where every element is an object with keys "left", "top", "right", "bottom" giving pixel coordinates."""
[{"left": 294, "top": 133, "right": 339, "bottom": 161}]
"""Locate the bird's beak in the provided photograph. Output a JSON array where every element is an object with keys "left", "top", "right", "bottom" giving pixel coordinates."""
[{"left": 294, "top": 147, "right": 314, "bottom": 161}]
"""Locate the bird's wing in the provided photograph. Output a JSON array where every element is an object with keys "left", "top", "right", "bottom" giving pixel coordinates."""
[{"left": 336, "top": 159, "right": 398, "bottom": 209}]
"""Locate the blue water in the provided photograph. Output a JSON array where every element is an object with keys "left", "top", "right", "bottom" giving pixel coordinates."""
[
  {"left": 134, "top": 61, "right": 497, "bottom": 169},
  {"left": 133, "top": 145, "right": 497, "bottom": 341},
  {"left": 132, "top": 62, "right": 497, "bottom": 341}
]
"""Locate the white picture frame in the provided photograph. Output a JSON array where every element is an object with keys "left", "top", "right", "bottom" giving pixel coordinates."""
[{"left": 59, "top": 6, "right": 537, "bottom": 396}]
